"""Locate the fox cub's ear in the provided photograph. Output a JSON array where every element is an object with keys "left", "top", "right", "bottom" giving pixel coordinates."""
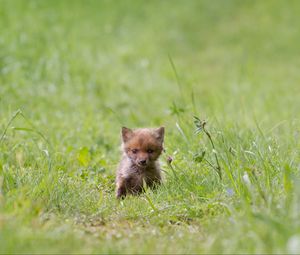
[
  {"left": 154, "top": 126, "right": 165, "bottom": 144},
  {"left": 122, "top": 127, "right": 133, "bottom": 142}
]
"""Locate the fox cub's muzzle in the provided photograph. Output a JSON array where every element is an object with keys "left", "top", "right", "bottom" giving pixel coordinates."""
[{"left": 138, "top": 159, "right": 147, "bottom": 166}]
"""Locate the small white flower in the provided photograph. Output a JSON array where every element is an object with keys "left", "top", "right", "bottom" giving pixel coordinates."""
[
  {"left": 243, "top": 172, "right": 251, "bottom": 186},
  {"left": 287, "top": 235, "right": 300, "bottom": 254}
]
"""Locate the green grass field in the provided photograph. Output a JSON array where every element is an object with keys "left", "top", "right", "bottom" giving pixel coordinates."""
[{"left": 1, "top": 0, "right": 300, "bottom": 253}]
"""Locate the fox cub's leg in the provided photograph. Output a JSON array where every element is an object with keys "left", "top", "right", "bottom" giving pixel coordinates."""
[
  {"left": 116, "top": 176, "right": 144, "bottom": 199},
  {"left": 146, "top": 176, "right": 161, "bottom": 189},
  {"left": 116, "top": 178, "right": 127, "bottom": 199},
  {"left": 127, "top": 176, "right": 143, "bottom": 195}
]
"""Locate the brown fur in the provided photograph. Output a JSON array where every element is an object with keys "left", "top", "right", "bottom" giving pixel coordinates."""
[{"left": 115, "top": 127, "right": 164, "bottom": 198}]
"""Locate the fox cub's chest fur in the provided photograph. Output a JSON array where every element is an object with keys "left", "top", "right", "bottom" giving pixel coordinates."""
[{"left": 115, "top": 127, "right": 164, "bottom": 199}]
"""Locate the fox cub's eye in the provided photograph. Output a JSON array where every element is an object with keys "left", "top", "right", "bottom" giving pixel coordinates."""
[
  {"left": 147, "top": 149, "right": 154, "bottom": 154},
  {"left": 132, "top": 149, "right": 138, "bottom": 154}
]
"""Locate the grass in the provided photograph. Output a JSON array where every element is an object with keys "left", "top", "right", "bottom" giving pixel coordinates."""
[{"left": 1, "top": 0, "right": 300, "bottom": 253}]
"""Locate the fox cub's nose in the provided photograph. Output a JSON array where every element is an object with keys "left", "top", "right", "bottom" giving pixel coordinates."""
[{"left": 139, "top": 159, "right": 147, "bottom": 165}]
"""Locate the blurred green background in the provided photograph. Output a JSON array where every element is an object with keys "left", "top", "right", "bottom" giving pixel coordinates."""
[{"left": 0, "top": 0, "right": 300, "bottom": 253}]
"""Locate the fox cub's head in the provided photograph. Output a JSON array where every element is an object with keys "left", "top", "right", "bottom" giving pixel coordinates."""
[{"left": 121, "top": 127, "right": 164, "bottom": 167}]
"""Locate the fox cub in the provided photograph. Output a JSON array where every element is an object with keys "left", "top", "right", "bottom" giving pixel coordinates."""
[{"left": 115, "top": 126, "right": 165, "bottom": 198}]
